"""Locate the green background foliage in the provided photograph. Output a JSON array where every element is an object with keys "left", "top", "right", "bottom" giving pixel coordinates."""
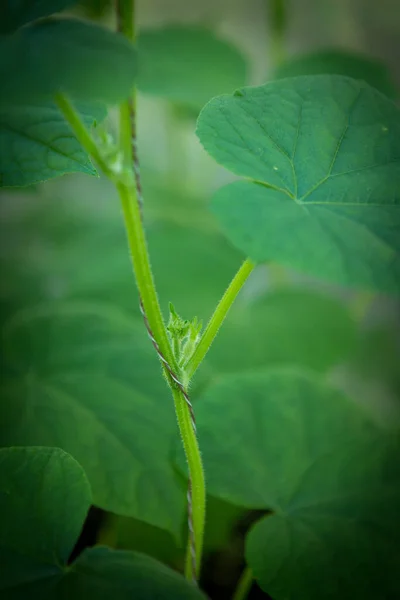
[{"left": 0, "top": 0, "right": 399, "bottom": 598}]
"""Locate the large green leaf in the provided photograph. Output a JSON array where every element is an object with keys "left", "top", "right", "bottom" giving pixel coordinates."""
[
  {"left": 0, "top": 0, "right": 76, "bottom": 33},
  {"left": 137, "top": 26, "right": 247, "bottom": 112},
  {"left": 197, "top": 75, "right": 400, "bottom": 293},
  {"left": 272, "top": 49, "right": 397, "bottom": 98},
  {"left": 0, "top": 302, "right": 185, "bottom": 538},
  {"left": 205, "top": 288, "right": 357, "bottom": 374},
  {"left": 0, "top": 18, "right": 137, "bottom": 106},
  {"left": 176, "top": 368, "right": 400, "bottom": 599},
  {"left": 0, "top": 446, "right": 206, "bottom": 599},
  {"left": 0, "top": 101, "right": 105, "bottom": 187}
]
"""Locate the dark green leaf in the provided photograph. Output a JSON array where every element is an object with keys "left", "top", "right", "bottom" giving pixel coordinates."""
[
  {"left": 138, "top": 26, "right": 247, "bottom": 112},
  {"left": 0, "top": 101, "right": 106, "bottom": 187},
  {"left": 206, "top": 288, "right": 357, "bottom": 374},
  {"left": 62, "top": 546, "right": 206, "bottom": 600},
  {"left": 0, "top": 18, "right": 137, "bottom": 105},
  {"left": 197, "top": 75, "right": 400, "bottom": 293},
  {"left": 0, "top": 446, "right": 90, "bottom": 585},
  {"left": 0, "top": 302, "right": 185, "bottom": 538},
  {"left": 0, "top": 0, "right": 76, "bottom": 34},
  {"left": 0, "top": 447, "right": 206, "bottom": 600},
  {"left": 177, "top": 368, "right": 400, "bottom": 599},
  {"left": 272, "top": 49, "right": 398, "bottom": 98}
]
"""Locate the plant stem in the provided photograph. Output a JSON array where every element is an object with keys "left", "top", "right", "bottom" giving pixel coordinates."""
[
  {"left": 54, "top": 93, "right": 115, "bottom": 181},
  {"left": 186, "top": 258, "right": 255, "bottom": 380},
  {"left": 118, "top": 181, "right": 206, "bottom": 581},
  {"left": 55, "top": 90, "right": 206, "bottom": 581},
  {"left": 171, "top": 386, "right": 206, "bottom": 580},
  {"left": 116, "top": 0, "right": 205, "bottom": 581},
  {"left": 232, "top": 566, "right": 253, "bottom": 600},
  {"left": 116, "top": 182, "right": 174, "bottom": 362},
  {"left": 267, "top": 0, "right": 287, "bottom": 68}
]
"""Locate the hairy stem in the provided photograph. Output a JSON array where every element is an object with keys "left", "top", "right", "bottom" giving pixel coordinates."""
[
  {"left": 115, "top": 0, "right": 205, "bottom": 581},
  {"left": 56, "top": 89, "right": 206, "bottom": 581},
  {"left": 232, "top": 566, "right": 253, "bottom": 600},
  {"left": 186, "top": 259, "right": 255, "bottom": 380}
]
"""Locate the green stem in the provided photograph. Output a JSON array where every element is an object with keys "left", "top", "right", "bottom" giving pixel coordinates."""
[
  {"left": 54, "top": 93, "right": 116, "bottom": 181},
  {"left": 118, "top": 180, "right": 206, "bottom": 581},
  {"left": 116, "top": 0, "right": 205, "bottom": 581},
  {"left": 186, "top": 259, "right": 255, "bottom": 381},
  {"left": 232, "top": 566, "right": 253, "bottom": 600},
  {"left": 56, "top": 90, "right": 206, "bottom": 582},
  {"left": 267, "top": 0, "right": 287, "bottom": 68},
  {"left": 171, "top": 386, "right": 206, "bottom": 580},
  {"left": 116, "top": 182, "right": 174, "bottom": 361}
]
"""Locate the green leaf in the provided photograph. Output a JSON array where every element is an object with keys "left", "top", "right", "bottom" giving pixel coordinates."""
[
  {"left": 272, "top": 49, "right": 398, "bottom": 98},
  {"left": 0, "top": 446, "right": 90, "bottom": 583},
  {"left": 0, "top": 0, "right": 76, "bottom": 33},
  {"left": 137, "top": 26, "right": 247, "bottom": 112},
  {"left": 206, "top": 288, "right": 358, "bottom": 374},
  {"left": 0, "top": 302, "right": 185, "bottom": 538},
  {"left": 0, "top": 18, "right": 137, "bottom": 106},
  {"left": 0, "top": 101, "right": 106, "bottom": 187},
  {"left": 177, "top": 368, "right": 399, "bottom": 599},
  {"left": 197, "top": 75, "right": 400, "bottom": 293},
  {"left": 0, "top": 446, "right": 206, "bottom": 600}
]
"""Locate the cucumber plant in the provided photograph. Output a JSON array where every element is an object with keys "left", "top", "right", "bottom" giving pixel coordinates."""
[{"left": 0, "top": 1, "right": 399, "bottom": 599}]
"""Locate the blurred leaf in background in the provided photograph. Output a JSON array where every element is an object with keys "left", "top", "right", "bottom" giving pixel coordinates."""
[
  {"left": 137, "top": 25, "right": 248, "bottom": 114},
  {"left": 0, "top": 0, "right": 77, "bottom": 33},
  {"left": 271, "top": 48, "right": 398, "bottom": 97}
]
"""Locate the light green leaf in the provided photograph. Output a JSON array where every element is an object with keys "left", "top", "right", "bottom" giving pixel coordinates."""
[
  {"left": 177, "top": 368, "right": 400, "bottom": 599},
  {"left": 0, "top": 302, "right": 185, "bottom": 538},
  {"left": 138, "top": 26, "right": 247, "bottom": 112},
  {"left": 206, "top": 288, "right": 358, "bottom": 374},
  {"left": 272, "top": 49, "right": 397, "bottom": 98},
  {"left": 0, "top": 446, "right": 206, "bottom": 600},
  {"left": 0, "top": 18, "right": 137, "bottom": 106},
  {"left": 0, "top": 101, "right": 106, "bottom": 187},
  {"left": 0, "top": 0, "right": 76, "bottom": 33},
  {"left": 197, "top": 75, "right": 400, "bottom": 293}
]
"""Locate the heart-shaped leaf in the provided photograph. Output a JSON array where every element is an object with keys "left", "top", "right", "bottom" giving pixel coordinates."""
[
  {"left": 272, "top": 49, "right": 397, "bottom": 98},
  {"left": 175, "top": 368, "right": 400, "bottom": 599},
  {"left": 197, "top": 75, "right": 400, "bottom": 293},
  {"left": 137, "top": 26, "right": 247, "bottom": 113},
  {"left": 0, "top": 446, "right": 206, "bottom": 599},
  {"left": 0, "top": 18, "right": 137, "bottom": 106},
  {"left": 0, "top": 101, "right": 106, "bottom": 187},
  {"left": 0, "top": 302, "right": 185, "bottom": 538},
  {"left": 0, "top": 0, "right": 76, "bottom": 33}
]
